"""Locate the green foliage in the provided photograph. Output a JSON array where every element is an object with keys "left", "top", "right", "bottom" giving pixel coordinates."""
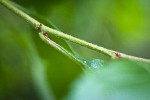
[
  {"left": 0, "top": 0, "right": 150, "bottom": 100},
  {"left": 67, "top": 60, "right": 150, "bottom": 100}
]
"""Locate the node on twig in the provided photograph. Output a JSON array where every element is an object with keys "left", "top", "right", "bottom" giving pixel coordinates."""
[
  {"left": 42, "top": 32, "right": 48, "bottom": 37},
  {"left": 114, "top": 52, "right": 121, "bottom": 58},
  {"left": 36, "top": 23, "right": 42, "bottom": 30}
]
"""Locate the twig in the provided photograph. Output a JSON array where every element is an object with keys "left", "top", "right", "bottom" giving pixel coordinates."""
[
  {"left": 0, "top": 0, "right": 150, "bottom": 64},
  {"left": 38, "top": 31, "right": 83, "bottom": 65}
]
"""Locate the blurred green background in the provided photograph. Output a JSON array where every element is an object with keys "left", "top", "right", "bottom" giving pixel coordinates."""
[{"left": 0, "top": 0, "right": 150, "bottom": 100}]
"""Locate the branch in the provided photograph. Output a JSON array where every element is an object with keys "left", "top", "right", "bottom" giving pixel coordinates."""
[
  {"left": 1, "top": 0, "right": 150, "bottom": 64},
  {"left": 38, "top": 32, "right": 83, "bottom": 65}
]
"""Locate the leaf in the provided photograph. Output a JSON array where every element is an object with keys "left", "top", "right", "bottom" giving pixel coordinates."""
[{"left": 67, "top": 60, "right": 150, "bottom": 100}]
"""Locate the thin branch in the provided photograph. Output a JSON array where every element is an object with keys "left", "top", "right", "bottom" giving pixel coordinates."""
[
  {"left": 38, "top": 32, "right": 83, "bottom": 65},
  {"left": 0, "top": 0, "right": 150, "bottom": 64}
]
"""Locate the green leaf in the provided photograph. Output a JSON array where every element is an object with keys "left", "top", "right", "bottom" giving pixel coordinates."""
[{"left": 67, "top": 60, "right": 150, "bottom": 100}]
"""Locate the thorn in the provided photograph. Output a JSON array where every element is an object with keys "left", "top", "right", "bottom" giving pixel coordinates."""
[{"left": 36, "top": 23, "right": 42, "bottom": 30}]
